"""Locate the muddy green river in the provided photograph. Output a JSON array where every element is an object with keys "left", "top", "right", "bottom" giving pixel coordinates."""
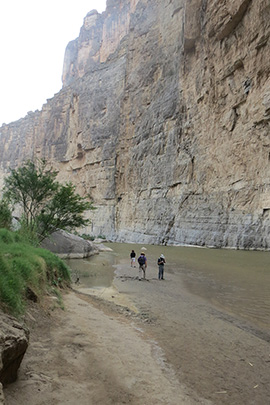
[{"left": 66, "top": 243, "right": 270, "bottom": 332}]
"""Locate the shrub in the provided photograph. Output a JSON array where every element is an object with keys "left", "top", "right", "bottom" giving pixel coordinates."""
[
  {"left": 0, "top": 228, "right": 15, "bottom": 244},
  {"left": 80, "top": 233, "right": 95, "bottom": 241}
]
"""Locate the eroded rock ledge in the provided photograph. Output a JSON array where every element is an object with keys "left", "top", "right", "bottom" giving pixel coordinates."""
[{"left": 0, "top": 312, "right": 29, "bottom": 403}]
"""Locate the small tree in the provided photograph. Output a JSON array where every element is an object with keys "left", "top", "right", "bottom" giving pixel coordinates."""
[
  {"left": 3, "top": 159, "right": 94, "bottom": 242},
  {"left": 37, "top": 182, "right": 93, "bottom": 241}
]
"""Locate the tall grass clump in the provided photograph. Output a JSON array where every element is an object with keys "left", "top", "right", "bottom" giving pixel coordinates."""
[{"left": 0, "top": 228, "right": 71, "bottom": 315}]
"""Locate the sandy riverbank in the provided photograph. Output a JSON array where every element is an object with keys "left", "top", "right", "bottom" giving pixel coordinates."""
[
  {"left": 4, "top": 290, "right": 197, "bottom": 405},
  {"left": 4, "top": 258, "right": 270, "bottom": 404}
]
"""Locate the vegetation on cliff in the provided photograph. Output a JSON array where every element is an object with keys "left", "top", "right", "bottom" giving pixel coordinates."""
[{"left": 0, "top": 228, "right": 71, "bottom": 316}]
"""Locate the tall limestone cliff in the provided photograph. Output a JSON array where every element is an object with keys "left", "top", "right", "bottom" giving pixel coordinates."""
[{"left": 0, "top": 0, "right": 269, "bottom": 249}]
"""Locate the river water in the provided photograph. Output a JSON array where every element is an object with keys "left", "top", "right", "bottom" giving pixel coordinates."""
[{"left": 66, "top": 243, "right": 270, "bottom": 332}]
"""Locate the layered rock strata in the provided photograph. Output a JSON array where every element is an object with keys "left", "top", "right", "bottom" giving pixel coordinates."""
[{"left": 0, "top": 0, "right": 269, "bottom": 249}]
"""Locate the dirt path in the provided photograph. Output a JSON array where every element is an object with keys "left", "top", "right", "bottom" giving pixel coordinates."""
[
  {"left": 4, "top": 257, "right": 270, "bottom": 404},
  {"left": 4, "top": 290, "right": 198, "bottom": 405}
]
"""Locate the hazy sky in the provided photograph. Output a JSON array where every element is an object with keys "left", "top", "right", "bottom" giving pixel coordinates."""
[{"left": 0, "top": 1, "right": 107, "bottom": 126}]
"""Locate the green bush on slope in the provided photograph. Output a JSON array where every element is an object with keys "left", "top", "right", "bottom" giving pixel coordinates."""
[{"left": 0, "top": 229, "right": 71, "bottom": 315}]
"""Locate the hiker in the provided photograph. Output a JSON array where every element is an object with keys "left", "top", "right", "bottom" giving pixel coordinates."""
[
  {"left": 138, "top": 252, "right": 147, "bottom": 280},
  {"left": 157, "top": 254, "right": 166, "bottom": 280},
  {"left": 130, "top": 249, "right": 136, "bottom": 267}
]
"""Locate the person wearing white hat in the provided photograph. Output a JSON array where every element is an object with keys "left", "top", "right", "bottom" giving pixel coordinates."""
[{"left": 157, "top": 254, "right": 166, "bottom": 280}]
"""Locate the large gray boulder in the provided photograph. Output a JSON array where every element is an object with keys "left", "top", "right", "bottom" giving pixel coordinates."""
[
  {"left": 41, "top": 230, "right": 99, "bottom": 259},
  {"left": 0, "top": 313, "right": 29, "bottom": 387}
]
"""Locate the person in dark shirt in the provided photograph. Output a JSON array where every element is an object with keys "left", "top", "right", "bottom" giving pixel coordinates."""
[
  {"left": 157, "top": 254, "right": 166, "bottom": 280},
  {"left": 130, "top": 250, "right": 136, "bottom": 267},
  {"left": 138, "top": 252, "right": 147, "bottom": 280}
]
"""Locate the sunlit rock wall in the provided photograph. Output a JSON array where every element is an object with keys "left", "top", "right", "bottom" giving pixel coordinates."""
[{"left": 0, "top": 0, "right": 269, "bottom": 249}]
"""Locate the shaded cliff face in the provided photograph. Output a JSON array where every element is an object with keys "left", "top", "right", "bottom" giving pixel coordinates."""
[{"left": 0, "top": 0, "right": 269, "bottom": 249}]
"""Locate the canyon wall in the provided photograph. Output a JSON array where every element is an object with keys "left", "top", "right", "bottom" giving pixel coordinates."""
[{"left": 0, "top": 0, "right": 269, "bottom": 249}]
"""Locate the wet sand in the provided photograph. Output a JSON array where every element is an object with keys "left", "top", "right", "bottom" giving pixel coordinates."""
[
  {"left": 112, "top": 259, "right": 270, "bottom": 404},
  {"left": 4, "top": 254, "right": 270, "bottom": 404}
]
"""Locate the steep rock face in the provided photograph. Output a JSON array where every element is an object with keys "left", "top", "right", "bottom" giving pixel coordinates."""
[
  {"left": 0, "top": 0, "right": 269, "bottom": 249},
  {"left": 62, "top": 0, "right": 140, "bottom": 86}
]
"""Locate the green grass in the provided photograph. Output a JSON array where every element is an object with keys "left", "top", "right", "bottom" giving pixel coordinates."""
[{"left": 0, "top": 228, "right": 71, "bottom": 316}]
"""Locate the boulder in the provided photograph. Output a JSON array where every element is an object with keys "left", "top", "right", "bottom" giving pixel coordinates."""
[
  {"left": 0, "top": 313, "right": 29, "bottom": 387},
  {"left": 41, "top": 230, "right": 99, "bottom": 258}
]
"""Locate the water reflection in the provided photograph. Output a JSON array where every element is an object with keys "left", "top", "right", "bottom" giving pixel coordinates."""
[{"left": 66, "top": 243, "right": 270, "bottom": 330}]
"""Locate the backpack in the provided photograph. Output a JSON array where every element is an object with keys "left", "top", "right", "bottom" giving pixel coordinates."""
[
  {"left": 158, "top": 257, "right": 164, "bottom": 265},
  {"left": 138, "top": 256, "right": 145, "bottom": 265}
]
